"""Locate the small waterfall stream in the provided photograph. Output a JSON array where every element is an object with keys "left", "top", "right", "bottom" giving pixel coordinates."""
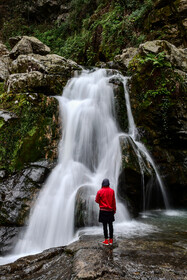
[
  {"left": 121, "top": 75, "right": 169, "bottom": 211},
  {"left": 8, "top": 69, "right": 169, "bottom": 257}
]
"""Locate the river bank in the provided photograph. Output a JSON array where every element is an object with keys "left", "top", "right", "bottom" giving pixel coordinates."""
[{"left": 0, "top": 210, "right": 186, "bottom": 280}]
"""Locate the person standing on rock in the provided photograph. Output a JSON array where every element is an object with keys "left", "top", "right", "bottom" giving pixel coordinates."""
[{"left": 95, "top": 178, "right": 116, "bottom": 245}]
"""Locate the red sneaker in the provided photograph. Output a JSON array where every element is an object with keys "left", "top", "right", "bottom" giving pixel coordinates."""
[
  {"left": 109, "top": 239, "right": 113, "bottom": 245},
  {"left": 102, "top": 239, "right": 109, "bottom": 245}
]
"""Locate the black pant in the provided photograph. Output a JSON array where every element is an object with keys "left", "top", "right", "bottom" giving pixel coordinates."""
[{"left": 102, "top": 221, "right": 113, "bottom": 239}]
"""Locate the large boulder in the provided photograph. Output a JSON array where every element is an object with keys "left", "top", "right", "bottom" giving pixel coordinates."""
[
  {"left": 116, "top": 40, "right": 187, "bottom": 208},
  {"left": 9, "top": 53, "right": 80, "bottom": 75},
  {"left": 9, "top": 36, "right": 51, "bottom": 60},
  {"left": 74, "top": 186, "right": 98, "bottom": 228},
  {"left": 114, "top": 48, "right": 138, "bottom": 72},
  {"left": 139, "top": 40, "right": 187, "bottom": 72},
  {"left": 6, "top": 51, "right": 81, "bottom": 95},
  {"left": 6, "top": 71, "right": 45, "bottom": 93}
]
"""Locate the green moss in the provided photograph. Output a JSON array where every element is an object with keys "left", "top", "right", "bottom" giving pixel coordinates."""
[
  {"left": 0, "top": 118, "right": 5, "bottom": 129},
  {"left": 0, "top": 92, "right": 60, "bottom": 172}
]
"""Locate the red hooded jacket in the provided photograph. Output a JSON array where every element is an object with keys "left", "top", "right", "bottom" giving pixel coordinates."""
[{"left": 95, "top": 186, "right": 116, "bottom": 213}]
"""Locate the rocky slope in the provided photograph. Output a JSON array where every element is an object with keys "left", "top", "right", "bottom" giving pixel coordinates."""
[{"left": 0, "top": 0, "right": 187, "bottom": 64}]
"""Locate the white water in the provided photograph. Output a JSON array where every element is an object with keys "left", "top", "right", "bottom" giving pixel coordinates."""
[
  {"left": 13, "top": 69, "right": 131, "bottom": 255},
  {"left": 0, "top": 69, "right": 169, "bottom": 265}
]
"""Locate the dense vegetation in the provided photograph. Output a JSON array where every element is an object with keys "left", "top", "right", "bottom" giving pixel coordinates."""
[{"left": 1, "top": 0, "right": 153, "bottom": 65}]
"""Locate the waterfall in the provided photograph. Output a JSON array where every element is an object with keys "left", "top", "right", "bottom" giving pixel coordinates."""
[
  {"left": 13, "top": 69, "right": 168, "bottom": 255},
  {"left": 120, "top": 75, "right": 169, "bottom": 211}
]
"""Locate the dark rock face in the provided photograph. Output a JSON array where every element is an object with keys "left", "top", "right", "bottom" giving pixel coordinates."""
[
  {"left": 22, "top": 0, "right": 70, "bottom": 23},
  {"left": 0, "top": 160, "right": 56, "bottom": 254},
  {"left": 109, "top": 75, "right": 128, "bottom": 133},
  {"left": 144, "top": 0, "right": 187, "bottom": 47},
  {"left": 117, "top": 40, "right": 187, "bottom": 209},
  {"left": 0, "top": 163, "right": 51, "bottom": 226},
  {"left": 0, "top": 227, "right": 20, "bottom": 255}
]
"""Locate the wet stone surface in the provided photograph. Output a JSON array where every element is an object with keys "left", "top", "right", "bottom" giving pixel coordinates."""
[{"left": 0, "top": 234, "right": 186, "bottom": 280}]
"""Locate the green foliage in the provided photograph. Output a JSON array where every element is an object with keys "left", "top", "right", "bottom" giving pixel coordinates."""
[
  {"left": 59, "top": 30, "right": 90, "bottom": 63},
  {"left": 138, "top": 52, "right": 172, "bottom": 69},
  {"left": 1, "top": 0, "right": 153, "bottom": 65},
  {"left": 144, "top": 87, "right": 171, "bottom": 98},
  {"left": 2, "top": 17, "right": 33, "bottom": 47},
  {"left": 0, "top": 83, "right": 5, "bottom": 95}
]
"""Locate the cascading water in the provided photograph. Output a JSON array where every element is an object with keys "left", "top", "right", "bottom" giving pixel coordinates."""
[
  {"left": 2, "top": 68, "right": 169, "bottom": 261},
  {"left": 14, "top": 69, "right": 130, "bottom": 255}
]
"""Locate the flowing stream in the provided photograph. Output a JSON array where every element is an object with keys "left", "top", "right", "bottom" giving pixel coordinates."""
[{"left": 0, "top": 69, "right": 170, "bottom": 264}]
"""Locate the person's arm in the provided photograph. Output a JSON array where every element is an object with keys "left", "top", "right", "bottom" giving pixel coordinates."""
[
  {"left": 95, "top": 191, "right": 100, "bottom": 204},
  {"left": 112, "top": 191, "right": 116, "bottom": 213}
]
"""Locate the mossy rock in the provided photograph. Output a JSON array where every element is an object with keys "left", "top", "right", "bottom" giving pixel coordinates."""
[
  {"left": 125, "top": 47, "right": 187, "bottom": 208},
  {"left": 0, "top": 91, "right": 61, "bottom": 173},
  {"left": 128, "top": 51, "right": 187, "bottom": 148}
]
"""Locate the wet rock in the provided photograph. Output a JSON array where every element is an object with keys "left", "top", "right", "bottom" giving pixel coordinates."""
[
  {"left": 118, "top": 136, "right": 159, "bottom": 215},
  {"left": 0, "top": 227, "right": 20, "bottom": 255},
  {"left": 9, "top": 36, "right": 51, "bottom": 60},
  {"left": 0, "top": 164, "right": 50, "bottom": 227},
  {"left": 74, "top": 186, "right": 98, "bottom": 228},
  {"left": 0, "top": 246, "right": 72, "bottom": 280},
  {"left": 109, "top": 76, "right": 128, "bottom": 132},
  {"left": 0, "top": 234, "right": 186, "bottom": 280}
]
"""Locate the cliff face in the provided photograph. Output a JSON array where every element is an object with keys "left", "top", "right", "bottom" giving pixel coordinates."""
[
  {"left": 145, "top": 0, "right": 187, "bottom": 47},
  {"left": 115, "top": 40, "right": 187, "bottom": 211}
]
